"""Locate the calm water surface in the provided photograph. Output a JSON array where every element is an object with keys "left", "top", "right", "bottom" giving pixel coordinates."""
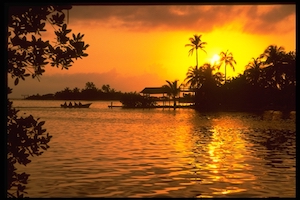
[{"left": 11, "top": 100, "right": 296, "bottom": 198}]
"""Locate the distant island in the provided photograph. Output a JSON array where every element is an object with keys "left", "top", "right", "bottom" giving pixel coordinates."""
[{"left": 25, "top": 82, "right": 124, "bottom": 101}]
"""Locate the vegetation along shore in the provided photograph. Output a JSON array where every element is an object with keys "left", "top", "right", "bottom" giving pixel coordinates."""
[{"left": 23, "top": 43, "right": 295, "bottom": 113}]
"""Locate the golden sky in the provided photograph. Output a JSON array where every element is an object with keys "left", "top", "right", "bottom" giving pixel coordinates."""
[{"left": 8, "top": 4, "right": 296, "bottom": 98}]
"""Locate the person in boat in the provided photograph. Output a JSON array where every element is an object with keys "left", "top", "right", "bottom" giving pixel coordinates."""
[
  {"left": 63, "top": 102, "right": 67, "bottom": 106},
  {"left": 79, "top": 102, "right": 82, "bottom": 106},
  {"left": 74, "top": 102, "right": 78, "bottom": 107},
  {"left": 68, "top": 102, "right": 73, "bottom": 107}
]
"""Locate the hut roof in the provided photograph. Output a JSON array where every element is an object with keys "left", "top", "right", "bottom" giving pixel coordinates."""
[{"left": 140, "top": 87, "right": 169, "bottom": 94}]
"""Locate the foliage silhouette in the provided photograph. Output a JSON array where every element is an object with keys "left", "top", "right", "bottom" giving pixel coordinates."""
[
  {"left": 27, "top": 82, "right": 122, "bottom": 100},
  {"left": 162, "top": 80, "right": 182, "bottom": 108},
  {"left": 7, "top": 91, "right": 52, "bottom": 198},
  {"left": 185, "top": 34, "right": 207, "bottom": 68},
  {"left": 259, "top": 45, "right": 291, "bottom": 90},
  {"left": 7, "top": 5, "right": 89, "bottom": 198},
  {"left": 185, "top": 65, "right": 203, "bottom": 89},
  {"left": 189, "top": 45, "right": 295, "bottom": 112},
  {"left": 184, "top": 63, "right": 224, "bottom": 110},
  {"left": 120, "top": 92, "right": 156, "bottom": 108},
  {"left": 85, "top": 82, "right": 97, "bottom": 90},
  {"left": 182, "top": 34, "right": 295, "bottom": 112},
  {"left": 218, "top": 50, "right": 236, "bottom": 83},
  {"left": 244, "top": 57, "right": 264, "bottom": 87}
]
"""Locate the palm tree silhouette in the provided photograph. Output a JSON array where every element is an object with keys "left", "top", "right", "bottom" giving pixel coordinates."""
[
  {"left": 185, "top": 34, "right": 207, "bottom": 68},
  {"left": 202, "top": 63, "right": 224, "bottom": 88},
  {"left": 185, "top": 65, "right": 203, "bottom": 89},
  {"left": 185, "top": 63, "right": 224, "bottom": 90},
  {"left": 85, "top": 82, "right": 97, "bottom": 90},
  {"left": 72, "top": 87, "right": 81, "bottom": 93},
  {"left": 163, "top": 80, "right": 182, "bottom": 108},
  {"left": 185, "top": 63, "right": 224, "bottom": 109},
  {"left": 244, "top": 57, "right": 263, "bottom": 87},
  {"left": 260, "top": 45, "right": 285, "bottom": 67},
  {"left": 260, "top": 45, "right": 285, "bottom": 89},
  {"left": 218, "top": 50, "right": 236, "bottom": 83},
  {"left": 63, "top": 87, "right": 71, "bottom": 93},
  {"left": 281, "top": 51, "right": 296, "bottom": 87},
  {"left": 102, "top": 84, "right": 111, "bottom": 93}
]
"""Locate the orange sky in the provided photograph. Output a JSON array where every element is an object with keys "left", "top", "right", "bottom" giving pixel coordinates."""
[{"left": 7, "top": 4, "right": 296, "bottom": 98}]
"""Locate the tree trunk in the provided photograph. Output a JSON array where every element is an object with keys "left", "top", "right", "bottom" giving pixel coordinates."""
[
  {"left": 225, "top": 64, "right": 227, "bottom": 83},
  {"left": 196, "top": 48, "right": 198, "bottom": 68},
  {"left": 173, "top": 99, "right": 176, "bottom": 109}
]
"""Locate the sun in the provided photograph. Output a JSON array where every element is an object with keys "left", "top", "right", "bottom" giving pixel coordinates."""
[{"left": 210, "top": 54, "right": 221, "bottom": 65}]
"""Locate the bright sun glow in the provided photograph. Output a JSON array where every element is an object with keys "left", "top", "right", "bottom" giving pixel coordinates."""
[{"left": 210, "top": 54, "right": 221, "bottom": 65}]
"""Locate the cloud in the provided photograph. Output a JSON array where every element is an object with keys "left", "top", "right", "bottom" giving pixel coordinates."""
[
  {"left": 241, "top": 5, "right": 295, "bottom": 34},
  {"left": 7, "top": 69, "right": 166, "bottom": 99},
  {"left": 68, "top": 4, "right": 295, "bottom": 34}
]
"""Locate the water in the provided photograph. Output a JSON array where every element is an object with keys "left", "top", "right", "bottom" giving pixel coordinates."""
[{"left": 9, "top": 100, "right": 296, "bottom": 198}]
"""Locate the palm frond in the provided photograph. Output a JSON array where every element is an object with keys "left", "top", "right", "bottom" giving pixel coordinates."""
[
  {"left": 185, "top": 44, "right": 193, "bottom": 47},
  {"left": 201, "top": 48, "right": 207, "bottom": 54},
  {"left": 188, "top": 48, "right": 194, "bottom": 56}
]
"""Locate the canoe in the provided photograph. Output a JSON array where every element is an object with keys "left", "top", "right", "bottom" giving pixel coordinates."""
[{"left": 61, "top": 103, "right": 92, "bottom": 108}]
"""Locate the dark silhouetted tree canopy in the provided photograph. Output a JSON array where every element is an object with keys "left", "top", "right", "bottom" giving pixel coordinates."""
[
  {"left": 7, "top": 4, "right": 89, "bottom": 198},
  {"left": 7, "top": 5, "right": 89, "bottom": 83}
]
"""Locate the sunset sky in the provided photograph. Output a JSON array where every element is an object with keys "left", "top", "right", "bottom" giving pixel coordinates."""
[{"left": 7, "top": 3, "right": 296, "bottom": 98}]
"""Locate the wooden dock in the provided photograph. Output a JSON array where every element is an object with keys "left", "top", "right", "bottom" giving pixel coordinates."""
[
  {"left": 108, "top": 104, "right": 195, "bottom": 109},
  {"left": 108, "top": 105, "right": 123, "bottom": 108},
  {"left": 108, "top": 102, "right": 123, "bottom": 108}
]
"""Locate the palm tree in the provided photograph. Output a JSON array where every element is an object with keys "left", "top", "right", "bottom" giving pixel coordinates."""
[
  {"left": 185, "top": 63, "right": 224, "bottom": 110},
  {"left": 282, "top": 51, "right": 296, "bottom": 87},
  {"left": 260, "top": 45, "right": 285, "bottom": 67},
  {"left": 72, "top": 87, "right": 80, "bottom": 93},
  {"left": 185, "top": 65, "right": 203, "bottom": 89},
  {"left": 202, "top": 63, "right": 224, "bottom": 88},
  {"left": 185, "top": 63, "right": 224, "bottom": 90},
  {"left": 163, "top": 80, "right": 182, "bottom": 108},
  {"left": 244, "top": 57, "right": 263, "bottom": 87},
  {"left": 85, "top": 82, "right": 97, "bottom": 90},
  {"left": 185, "top": 34, "right": 207, "bottom": 68},
  {"left": 102, "top": 84, "right": 111, "bottom": 93},
  {"left": 260, "top": 45, "right": 285, "bottom": 89},
  {"left": 218, "top": 50, "right": 236, "bottom": 83},
  {"left": 63, "top": 87, "right": 71, "bottom": 93},
  {"left": 211, "top": 70, "right": 224, "bottom": 87}
]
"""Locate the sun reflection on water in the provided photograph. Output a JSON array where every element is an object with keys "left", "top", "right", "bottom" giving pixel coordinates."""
[
  {"left": 166, "top": 112, "right": 262, "bottom": 197},
  {"left": 202, "top": 115, "right": 257, "bottom": 196}
]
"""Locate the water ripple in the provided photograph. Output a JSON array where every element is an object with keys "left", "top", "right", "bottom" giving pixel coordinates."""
[{"left": 12, "top": 100, "right": 296, "bottom": 198}]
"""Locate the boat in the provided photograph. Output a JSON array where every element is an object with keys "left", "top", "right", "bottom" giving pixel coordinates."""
[{"left": 60, "top": 102, "right": 92, "bottom": 108}]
